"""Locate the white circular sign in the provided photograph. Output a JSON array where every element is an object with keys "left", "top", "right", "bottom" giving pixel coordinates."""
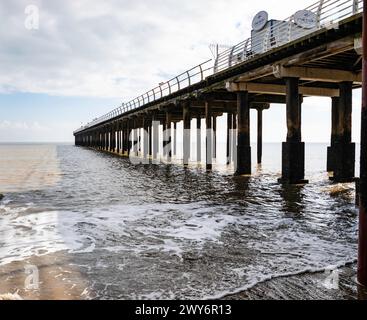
[
  {"left": 252, "top": 11, "right": 269, "bottom": 31},
  {"left": 294, "top": 10, "right": 317, "bottom": 29}
]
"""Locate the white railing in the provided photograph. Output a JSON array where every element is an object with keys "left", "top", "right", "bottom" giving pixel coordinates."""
[
  {"left": 214, "top": 0, "right": 363, "bottom": 72},
  {"left": 75, "top": 0, "right": 362, "bottom": 135},
  {"left": 74, "top": 60, "right": 212, "bottom": 134}
]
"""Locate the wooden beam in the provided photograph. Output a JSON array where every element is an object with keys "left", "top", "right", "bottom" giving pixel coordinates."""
[{"left": 227, "top": 82, "right": 340, "bottom": 97}]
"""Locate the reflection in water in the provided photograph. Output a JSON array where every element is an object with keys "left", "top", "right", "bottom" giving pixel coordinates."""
[
  {"left": 279, "top": 185, "right": 305, "bottom": 215},
  {"left": 0, "top": 143, "right": 360, "bottom": 299}
]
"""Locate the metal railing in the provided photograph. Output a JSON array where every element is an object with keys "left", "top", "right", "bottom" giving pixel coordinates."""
[
  {"left": 214, "top": 0, "right": 363, "bottom": 72},
  {"left": 75, "top": 0, "right": 362, "bottom": 134},
  {"left": 74, "top": 60, "right": 212, "bottom": 133}
]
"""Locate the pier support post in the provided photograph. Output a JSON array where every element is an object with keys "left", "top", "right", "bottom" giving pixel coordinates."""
[
  {"left": 358, "top": 0, "right": 367, "bottom": 287},
  {"left": 255, "top": 104, "right": 270, "bottom": 164},
  {"left": 331, "top": 82, "right": 356, "bottom": 183},
  {"left": 280, "top": 78, "right": 308, "bottom": 184},
  {"left": 143, "top": 117, "right": 149, "bottom": 160},
  {"left": 213, "top": 116, "right": 217, "bottom": 159},
  {"left": 257, "top": 108, "right": 263, "bottom": 164},
  {"left": 183, "top": 102, "right": 191, "bottom": 166},
  {"left": 166, "top": 112, "right": 172, "bottom": 162},
  {"left": 127, "top": 120, "right": 131, "bottom": 156},
  {"left": 117, "top": 123, "right": 121, "bottom": 154},
  {"left": 206, "top": 101, "right": 213, "bottom": 171},
  {"left": 173, "top": 122, "right": 177, "bottom": 157},
  {"left": 109, "top": 126, "right": 112, "bottom": 152},
  {"left": 152, "top": 113, "right": 159, "bottom": 163},
  {"left": 327, "top": 97, "right": 340, "bottom": 172},
  {"left": 105, "top": 127, "right": 108, "bottom": 151},
  {"left": 148, "top": 122, "right": 152, "bottom": 158},
  {"left": 232, "top": 113, "right": 237, "bottom": 166},
  {"left": 132, "top": 120, "right": 137, "bottom": 156},
  {"left": 197, "top": 114, "right": 202, "bottom": 163},
  {"left": 236, "top": 91, "right": 251, "bottom": 176},
  {"left": 227, "top": 112, "right": 233, "bottom": 165},
  {"left": 112, "top": 125, "right": 116, "bottom": 152},
  {"left": 162, "top": 117, "right": 167, "bottom": 157}
]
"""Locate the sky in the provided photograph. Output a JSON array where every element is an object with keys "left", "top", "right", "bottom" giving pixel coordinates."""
[{"left": 0, "top": 0, "right": 362, "bottom": 143}]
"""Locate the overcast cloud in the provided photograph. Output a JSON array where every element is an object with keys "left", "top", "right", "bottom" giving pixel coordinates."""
[{"left": 0, "top": 0, "right": 309, "bottom": 99}]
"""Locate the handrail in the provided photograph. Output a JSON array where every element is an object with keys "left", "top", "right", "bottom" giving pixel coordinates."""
[
  {"left": 213, "top": 0, "right": 363, "bottom": 73},
  {"left": 74, "top": 0, "right": 363, "bottom": 134}
]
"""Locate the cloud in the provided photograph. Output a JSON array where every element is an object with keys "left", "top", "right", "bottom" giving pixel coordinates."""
[{"left": 0, "top": 0, "right": 311, "bottom": 100}]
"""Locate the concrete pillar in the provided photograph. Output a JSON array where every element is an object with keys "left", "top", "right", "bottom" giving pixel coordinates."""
[
  {"left": 280, "top": 77, "right": 307, "bottom": 184},
  {"left": 148, "top": 120, "right": 152, "bottom": 158},
  {"left": 152, "top": 113, "right": 159, "bottom": 162},
  {"left": 133, "top": 120, "right": 138, "bottom": 156},
  {"left": 173, "top": 122, "right": 177, "bottom": 157},
  {"left": 327, "top": 97, "right": 340, "bottom": 172},
  {"left": 162, "top": 117, "right": 167, "bottom": 157},
  {"left": 105, "top": 128, "right": 108, "bottom": 151},
  {"left": 236, "top": 91, "right": 251, "bottom": 175},
  {"left": 257, "top": 108, "right": 263, "bottom": 164},
  {"left": 213, "top": 116, "right": 217, "bottom": 159},
  {"left": 227, "top": 112, "right": 233, "bottom": 165},
  {"left": 183, "top": 103, "right": 191, "bottom": 166},
  {"left": 127, "top": 121, "right": 131, "bottom": 156},
  {"left": 112, "top": 126, "right": 116, "bottom": 152},
  {"left": 197, "top": 114, "right": 202, "bottom": 163},
  {"left": 117, "top": 124, "right": 121, "bottom": 154},
  {"left": 331, "top": 82, "right": 356, "bottom": 183},
  {"left": 358, "top": 0, "right": 367, "bottom": 286},
  {"left": 206, "top": 101, "right": 212, "bottom": 171},
  {"left": 232, "top": 113, "right": 237, "bottom": 165},
  {"left": 166, "top": 112, "right": 172, "bottom": 162},
  {"left": 143, "top": 118, "right": 148, "bottom": 161}
]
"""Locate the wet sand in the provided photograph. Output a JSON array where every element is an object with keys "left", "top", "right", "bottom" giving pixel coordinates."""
[{"left": 0, "top": 253, "right": 91, "bottom": 300}]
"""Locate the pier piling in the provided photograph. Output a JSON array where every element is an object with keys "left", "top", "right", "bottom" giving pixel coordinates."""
[
  {"left": 280, "top": 78, "right": 308, "bottom": 184},
  {"left": 236, "top": 91, "right": 251, "bottom": 176},
  {"left": 206, "top": 101, "right": 213, "bottom": 171},
  {"left": 358, "top": 0, "right": 367, "bottom": 287}
]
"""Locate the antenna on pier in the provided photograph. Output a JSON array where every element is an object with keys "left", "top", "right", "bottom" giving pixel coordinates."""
[{"left": 209, "top": 43, "right": 232, "bottom": 58}]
